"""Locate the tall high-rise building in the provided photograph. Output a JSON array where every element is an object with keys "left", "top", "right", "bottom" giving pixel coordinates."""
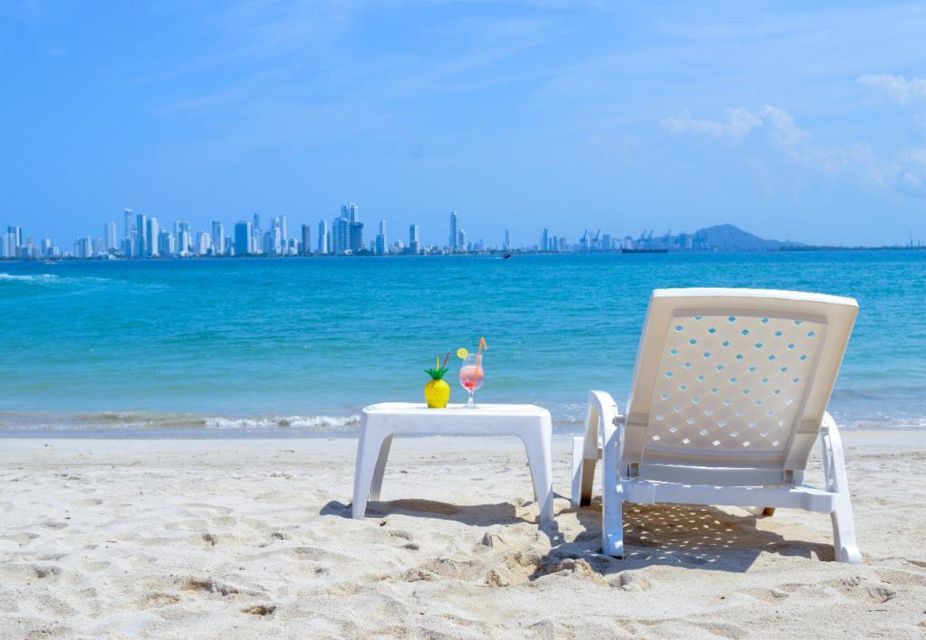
[
  {"left": 333, "top": 216, "right": 349, "bottom": 254},
  {"left": 341, "top": 203, "right": 359, "bottom": 223},
  {"left": 234, "top": 221, "right": 252, "bottom": 256},
  {"left": 147, "top": 217, "right": 160, "bottom": 257},
  {"left": 76, "top": 236, "right": 93, "bottom": 259},
  {"left": 375, "top": 220, "right": 387, "bottom": 256},
  {"left": 301, "top": 224, "right": 311, "bottom": 256},
  {"left": 349, "top": 221, "right": 364, "bottom": 253},
  {"left": 252, "top": 214, "right": 262, "bottom": 234},
  {"left": 318, "top": 219, "right": 329, "bottom": 255},
  {"left": 449, "top": 211, "right": 459, "bottom": 251},
  {"left": 4, "top": 226, "right": 22, "bottom": 258},
  {"left": 262, "top": 224, "right": 282, "bottom": 256},
  {"left": 2, "top": 228, "right": 15, "bottom": 258},
  {"left": 457, "top": 228, "right": 467, "bottom": 252},
  {"left": 212, "top": 222, "right": 224, "bottom": 256},
  {"left": 541, "top": 228, "right": 550, "bottom": 252},
  {"left": 175, "top": 221, "right": 191, "bottom": 256},
  {"left": 408, "top": 224, "right": 420, "bottom": 255},
  {"left": 195, "top": 232, "right": 211, "bottom": 256},
  {"left": 123, "top": 209, "right": 134, "bottom": 240},
  {"left": 158, "top": 230, "right": 175, "bottom": 257},
  {"left": 504, "top": 229, "right": 511, "bottom": 252},
  {"left": 279, "top": 215, "right": 288, "bottom": 245},
  {"left": 134, "top": 213, "right": 147, "bottom": 258},
  {"left": 104, "top": 222, "right": 117, "bottom": 252}
]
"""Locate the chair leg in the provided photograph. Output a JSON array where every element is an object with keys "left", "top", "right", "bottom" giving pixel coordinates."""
[
  {"left": 602, "top": 476, "right": 624, "bottom": 558},
  {"left": 571, "top": 436, "right": 596, "bottom": 508},
  {"left": 821, "top": 416, "right": 861, "bottom": 564}
]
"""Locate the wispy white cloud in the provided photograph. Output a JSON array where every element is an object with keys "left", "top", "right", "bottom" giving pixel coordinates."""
[
  {"left": 858, "top": 74, "right": 926, "bottom": 104},
  {"left": 662, "top": 104, "right": 891, "bottom": 186},
  {"left": 660, "top": 108, "right": 761, "bottom": 141}
]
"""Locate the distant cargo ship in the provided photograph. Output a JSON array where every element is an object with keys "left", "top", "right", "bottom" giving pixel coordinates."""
[{"left": 620, "top": 248, "right": 669, "bottom": 254}]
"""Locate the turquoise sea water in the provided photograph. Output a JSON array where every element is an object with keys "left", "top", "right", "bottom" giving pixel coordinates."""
[{"left": 1, "top": 252, "right": 924, "bottom": 437}]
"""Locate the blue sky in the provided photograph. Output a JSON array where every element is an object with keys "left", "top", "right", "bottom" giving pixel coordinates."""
[{"left": 2, "top": 1, "right": 926, "bottom": 247}]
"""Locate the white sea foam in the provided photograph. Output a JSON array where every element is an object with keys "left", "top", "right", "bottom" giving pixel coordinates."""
[
  {"left": 204, "top": 415, "right": 361, "bottom": 430},
  {"left": 0, "top": 273, "right": 59, "bottom": 282}
]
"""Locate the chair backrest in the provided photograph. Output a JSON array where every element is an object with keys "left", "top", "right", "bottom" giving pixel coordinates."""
[{"left": 623, "top": 288, "right": 857, "bottom": 486}]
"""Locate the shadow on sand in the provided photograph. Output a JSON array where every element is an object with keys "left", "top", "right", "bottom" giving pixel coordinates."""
[
  {"left": 539, "top": 499, "right": 836, "bottom": 578},
  {"left": 321, "top": 496, "right": 834, "bottom": 578}
]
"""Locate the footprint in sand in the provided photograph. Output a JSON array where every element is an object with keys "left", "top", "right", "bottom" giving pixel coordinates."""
[
  {"left": 138, "top": 592, "right": 181, "bottom": 608},
  {"left": 71, "top": 498, "right": 103, "bottom": 507}
]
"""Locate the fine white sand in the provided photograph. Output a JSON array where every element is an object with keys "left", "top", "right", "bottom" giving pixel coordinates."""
[{"left": 1, "top": 432, "right": 925, "bottom": 639}]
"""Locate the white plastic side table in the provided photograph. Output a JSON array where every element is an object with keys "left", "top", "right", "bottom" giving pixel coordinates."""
[{"left": 351, "top": 403, "right": 554, "bottom": 526}]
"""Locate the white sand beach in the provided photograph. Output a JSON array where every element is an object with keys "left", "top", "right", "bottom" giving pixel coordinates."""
[{"left": 1, "top": 432, "right": 925, "bottom": 639}]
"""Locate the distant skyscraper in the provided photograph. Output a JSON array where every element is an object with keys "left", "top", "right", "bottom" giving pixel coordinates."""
[
  {"left": 134, "top": 213, "right": 147, "bottom": 258},
  {"left": 349, "top": 221, "right": 364, "bottom": 253},
  {"left": 375, "top": 219, "right": 387, "bottom": 255},
  {"left": 318, "top": 219, "right": 329, "bottom": 255},
  {"left": 4, "top": 226, "right": 22, "bottom": 258},
  {"left": 252, "top": 214, "right": 262, "bottom": 234},
  {"left": 158, "top": 230, "right": 175, "bottom": 257},
  {"left": 341, "top": 203, "right": 359, "bottom": 223},
  {"left": 301, "top": 224, "right": 311, "bottom": 256},
  {"left": 123, "top": 209, "right": 134, "bottom": 240},
  {"left": 146, "top": 217, "right": 160, "bottom": 257},
  {"left": 212, "top": 222, "right": 224, "bottom": 255},
  {"left": 104, "top": 222, "right": 117, "bottom": 252},
  {"left": 449, "top": 211, "right": 459, "bottom": 251},
  {"left": 408, "top": 224, "right": 420, "bottom": 255},
  {"left": 76, "top": 236, "right": 93, "bottom": 259},
  {"left": 504, "top": 229, "right": 511, "bottom": 251},
  {"left": 541, "top": 228, "right": 550, "bottom": 252},
  {"left": 457, "top": 228, "right": 467, "bottom": 251},
  {"left": 195, "top": 232, "right": 211, "bottom": 256},
  {"left": 175, "top": 221, "right": 191, "bottom": 256},
  {"left": 333, "top": 215, "right": 350, "bottom": 254},
  {"left": 279, "top": 215, "right": 288, "bottom": 245},
  {"left": 234, "top": 221, "right": 252, "bottom": 256}
]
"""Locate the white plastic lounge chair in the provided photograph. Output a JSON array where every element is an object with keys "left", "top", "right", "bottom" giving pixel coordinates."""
[{"left": 572, "top": 288, "right": 861, "bottom": 563}]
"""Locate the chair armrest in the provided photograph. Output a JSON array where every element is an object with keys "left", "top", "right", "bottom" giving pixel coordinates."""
[{"left": 586, "top": 390, "right": 622, "bottom": 459}]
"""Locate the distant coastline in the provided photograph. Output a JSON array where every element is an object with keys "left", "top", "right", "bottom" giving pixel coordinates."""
[{"left": 1, "top": 220, "right": 923, "bottom": 262}]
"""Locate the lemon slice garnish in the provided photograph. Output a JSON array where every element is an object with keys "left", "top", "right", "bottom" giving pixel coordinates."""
[{"left": 456, "top": 348, "right": 469, "bottom": 359}]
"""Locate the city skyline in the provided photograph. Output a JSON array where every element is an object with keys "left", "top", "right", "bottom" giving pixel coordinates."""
[
  {"left": 0, "top": 206, "right": 583, "bottom": 260},
  {"left": 4, "top": 204, "right": 923, "bottom": 261},
  {"left": 2, "top": 3, "right": 926, "bottom": 247}
]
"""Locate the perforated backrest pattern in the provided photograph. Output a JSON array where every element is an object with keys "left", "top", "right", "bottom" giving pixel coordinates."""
[
  {"left": 623, "top": 289, "right": 857, "bottom": 476},
  {"left": 647, "top": 313, "right": 824, "bottom": 457}
]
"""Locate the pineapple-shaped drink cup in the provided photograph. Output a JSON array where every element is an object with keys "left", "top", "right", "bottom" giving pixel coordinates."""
[{"left": 424, "top": 353, "right": 452, "bottom": 408}]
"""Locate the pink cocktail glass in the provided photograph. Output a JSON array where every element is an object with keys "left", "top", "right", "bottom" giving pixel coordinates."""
[{"left": 458, "top": 354, "right": 485, "bottom": 407}]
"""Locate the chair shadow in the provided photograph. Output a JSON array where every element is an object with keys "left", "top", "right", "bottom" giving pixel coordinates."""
[
  {"left": 321, "top": 497, "right": 565, "bottom": 546},
  {"left": 537, "top": 500, "right": 836, "bottom": 578}
]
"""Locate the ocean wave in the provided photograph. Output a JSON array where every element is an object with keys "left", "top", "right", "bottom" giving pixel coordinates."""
[
  {"left": 204, "top": 415, "right": 360, "bottom": 430},
  {"left": 0, "top": 411, "right": 361, "bottom": 433},
  {"left": 0, "top": 273, "right": 59, "bottom": 283}
]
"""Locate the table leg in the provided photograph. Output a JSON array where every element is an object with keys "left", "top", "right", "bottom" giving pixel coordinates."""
[
  {"left": 369, "top": 434, "right": 393, "bottom": 501},
  {"left": 352, "top": 422, "right": 392, "bottom": 519},
  {"left": 520, "top": 425, "right": 554, "bottom": 526}
]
